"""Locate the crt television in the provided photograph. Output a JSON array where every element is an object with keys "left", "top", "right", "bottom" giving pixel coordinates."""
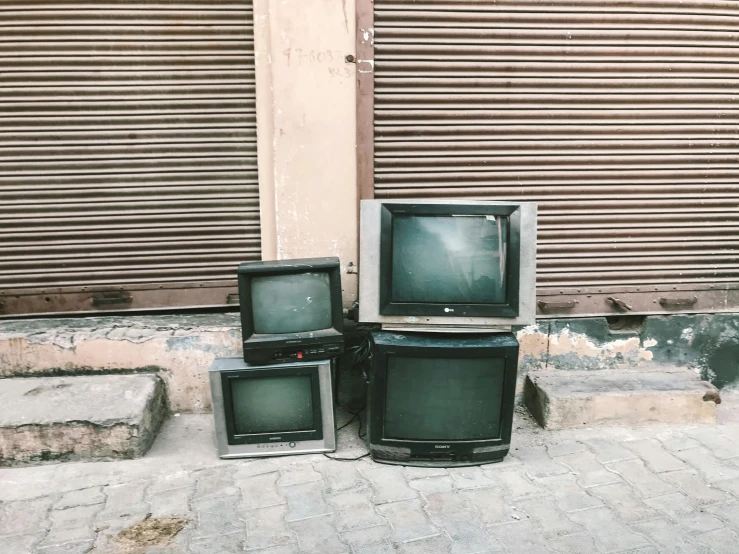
[
  {"left": 209, "top": 357, "right": 336, "bottom": 458},
  {"left": 237, "top": 257, "right": 344, "bottom": 364},
  {"left": 359, "top": 200, "right": 536, "bottom": 331},
  {"left": 367, "top": 331, "right": 518, "bottom": 467}
]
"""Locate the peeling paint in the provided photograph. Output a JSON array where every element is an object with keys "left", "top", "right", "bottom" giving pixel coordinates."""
[{"left": 358, "top": 59, "right": 374, "bottom": 73}]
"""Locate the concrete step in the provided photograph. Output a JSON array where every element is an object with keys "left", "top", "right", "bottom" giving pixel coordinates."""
[
  {"left": 0, "top": 374, "right": 167, "bottom": 466},
  {"left": 525, "top": 367, "right": 721, "bottom": 430}
]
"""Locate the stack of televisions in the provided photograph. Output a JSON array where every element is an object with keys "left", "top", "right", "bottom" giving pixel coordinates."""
[{"left": 209, "top": 199, "right": 536, "bottom": 467}]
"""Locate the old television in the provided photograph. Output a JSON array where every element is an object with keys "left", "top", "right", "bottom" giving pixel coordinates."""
[
  {"left": 367, "top": 331, "right": 518, "bottom": 467},
  {"left": 237, "top": 257, "right": 344, "bottom": 364},
  {"left": 359, "top": 200, "right": 537, "bottom": 331},
  {"left": 209, "top": 357, "right": 336, "bottom": 458}
]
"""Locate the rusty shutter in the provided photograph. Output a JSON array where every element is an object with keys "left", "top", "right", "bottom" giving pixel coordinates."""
[
  {"left": 359, "top": 0, "right": 739, "bottom": 317},
  {"left": 0, "top": 1, "right": 259, "bottom": 316}
]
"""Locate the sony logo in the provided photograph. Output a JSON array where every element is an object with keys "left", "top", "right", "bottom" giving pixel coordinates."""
[
  {"left": 434, "top": 445, "right": 450, "bottom": 449},
  {"left": 269, "top": 437, "right": 282, "bottom": 441}
]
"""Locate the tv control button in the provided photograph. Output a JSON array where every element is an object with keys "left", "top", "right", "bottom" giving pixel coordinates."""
[
  {"left": 289, "top": 442, "right": 296, "bottom": 448},
  {"left": 296, "top": 351, "right": 303, "bottom": 359}
]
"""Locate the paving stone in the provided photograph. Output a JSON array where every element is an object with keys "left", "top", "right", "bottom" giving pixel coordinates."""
[
  {"left": 491, "top": 470, "right": 547, "bottom": 499},
  {"left": 548, "top": 532, "right": 598, "bottom": 554},
  {"left": 517, "top": 498, "right": 582, "bottom": 536},
  {"left": 37, "top": 540, "right": 95, "bottom": 554},
  {"left": 97, "top": 481, "right": 149, "bottom": 521},
  {"left": 41, "top": 504, "right": 102, "bottom": 547},
  {"left": 243, "top": 505, "right": 296, "bottom": 551},
  {"left": 645, "top": 491, "right": 697, "bottom": 518},
  {"left": 340, "top": 525, "right": 394, "bottom": 554},
  {"left": 281, "top": 480, "right": 333, "bottom": 522},
  {"left": 409, "top": 476, "right": 454, "bottom": 496},
  {"left": 430, "top": 511, "right": 505, "bottom": 554},
  {"left": 313, "top": 460, "right": 368, "bottom": 495},
  {"left": 327, "top": 490, "right": 384, "bottom": 532},
  {"left": 538, "top": 474, "right": 603, "bottom": 513},
  {"left": 376, "top": 499, "right": 440, "bottom": 543},
  {"left": 674, "top": 512, "right": 725, "bottom": 534},
  {"left": 148, "top": 486, "right": 192, "bottom": 518},
  {"left": 458, "top": 488, "right": 518, "bottom": 525},
  {"left": 1, "top": 534, "right": 41, "bottom": 553},
  {"left": 56, "top": 488, "right": 106, "bottom": 509},
  {"left": 0, "top": 497, "right": 53, "bottom": 535},
  {"left": 148, "top": 471, "right": 196, "bottom": 494},
  {"left": 660, "top": 435, "right": 702, "bottom": 452},
  {"left": 278, "top": 465, "right": 323, "bottom": 487},
  {"left": 568, "top": 506, "right": 650, "bottom": 552},
  {"left": 685, "top": 430, "right": 739, "bottom": 460},
  {"left": 191, "top": 493, "right": 243, "bottom": 540},
  {"left": 704, "top": 501, "right": 739, "bottom": 528},
  {"left": 288, "top": 514, "right": 349, "bottom": 554},
  {"left": 513, "top": 446, "right": 569, "bottom": 479},
  {"left": 607, "top": 459, "right": 675, "bottom": 498},
  {"left": 243, "top": 546, "right": 300, "bottom": 554},
  {"left": 489, "top": 521, "right": 550, "bottom": 554},
  {"left": 584, "top": 438, "right": 638, "bottom": 464},
  {"left": 661, "top": 469, "right": 728, "bottom": 504},
  {"left": 447, "top": 466, "right": 499, "bottom": 490},
  {"left": 674, "top": 447, "right": 739, "bottom": 482},
  {"left": 233, "top": 459, "right": 281, "bottom": 479},
  {"left": 695, "top": 527, "right": 739, "bottom": 554},
  {"left": 588, "top": 483, "right": 660, "bottom": 522},
  {"left": 624, "top": 439, "right": 689, "bottom": 473},
  {"left": 558, "top": 450, "right": 623, "bottom": 488},
  {"left": 361, "top": 466, "right": 417, "bottom": 505},
  {"left": 190, "top": 531, "right": 244, "bottom": 554},
  {"left": 547, "top": 441, "right": 587, "bottom": 458},
  {"left": 238, "top": 471, "right": 285, "bottom": 510},
  {"left": 403, "top": 466, "right": 448, "bottom": 480},
  {"left": 632, "top": 518, "right": 711, "bottom": 554},
  {"left": 714, "top": 478, "right": 739, "bottom": 499},
  {"left": 396, "top": 534, "right": 452, "bottom": 554}
]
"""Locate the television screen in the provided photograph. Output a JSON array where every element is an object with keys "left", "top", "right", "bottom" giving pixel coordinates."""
[
  {"left": 250, "top": 272, "right": 333, "bottom": 334},
  {"left": 230, "top": 375, "right": 315, "bottom": 434},
  {"left": 384, "top": 355, "right": 505, "bottom": 441},
  {"left": 391, "top": 215, "right": 508, "bottom": 305}
]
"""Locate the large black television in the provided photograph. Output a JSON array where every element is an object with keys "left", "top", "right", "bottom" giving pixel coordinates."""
[
  {"left": 359, "top": 200, "right": 536, "bottom": 331},
  {"left": 367, "top": 331, "right": 519, "bottom": 467},
  {"left": 237, "top": 257, "right": 344, "bottom": 364}
]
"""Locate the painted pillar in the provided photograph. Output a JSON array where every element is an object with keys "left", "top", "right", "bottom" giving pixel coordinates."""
[{"left": 254, "top": 0, "right": 358, "bottom": 307}]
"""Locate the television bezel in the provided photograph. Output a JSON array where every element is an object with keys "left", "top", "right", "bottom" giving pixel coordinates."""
[
  {"left": 237, "top": 257, "right": 344, "bottom": 350},
  {"left": 359, "top": 200, "right": 537, "bottom": 330},
  {"left": 209, "top": 358, "right": 336, "bottom": 458},
  {"left": 367, "top": 332, "right": 519, "bottom": 465},
  {"left": 221, "top": 365, "right": 324, "bottom": 445},
  {"left": 378, "top": 202, "right": 520, "bottom": 317}
]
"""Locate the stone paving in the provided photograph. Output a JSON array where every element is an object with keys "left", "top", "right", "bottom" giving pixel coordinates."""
[{"left": 3, "top": 397, "right": 739, "bottom": 554}]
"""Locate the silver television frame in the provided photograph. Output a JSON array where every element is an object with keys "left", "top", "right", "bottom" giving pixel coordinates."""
[
  {"left": 359, "top": 199, "right": 537, "bottom": 332},
  {"left": 209, "top": 357, "right": 336, "bottom": 459}
]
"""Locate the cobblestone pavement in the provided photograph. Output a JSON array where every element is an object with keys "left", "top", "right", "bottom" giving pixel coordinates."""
[{"left": 3, "top": 397, "right": 739, "bottom": 554}]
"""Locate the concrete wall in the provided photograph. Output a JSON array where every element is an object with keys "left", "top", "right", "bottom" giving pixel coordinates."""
[
  {"left": 1, "top": 314, "right": 736, "bottom": 413},
  {"left": 255, "top": 0, "right": 358, "bottom": 308}
]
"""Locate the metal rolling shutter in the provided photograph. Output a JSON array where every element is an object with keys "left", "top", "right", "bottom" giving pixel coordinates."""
[
  {"left": 361, "top": 0, "right": 739, "bottom": 317},
  {"left": 0, "top": 1, "right": 259, "bottom": 316}
]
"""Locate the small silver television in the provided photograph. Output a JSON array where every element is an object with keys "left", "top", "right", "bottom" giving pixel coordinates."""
[
  {"left": 209, "top": 358, "right": 336, "bottom": 458},
  {"left": 359, "top": 200, "right": 537, "bottom": 332}
]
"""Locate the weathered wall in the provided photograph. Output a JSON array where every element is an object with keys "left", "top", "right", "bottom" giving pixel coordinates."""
[
  {"left": 1, "top": 314, "right": 736, "bottom": 413},
  {"left": 516, "top": 314, "right": 739, "bottom": 394},
  {"left": 255, "top": 0, "right": 358, "bottom": 307}
]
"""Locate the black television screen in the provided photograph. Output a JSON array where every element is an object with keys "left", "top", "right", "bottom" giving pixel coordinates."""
[
  {"left": 237, "top": 257, "right": 344, "bottom": 363},
  {"left": 384, "top": 356, "right": 504, "bottom": 441},
  {"left": 391, "top": 215, "right": 508, "bottom": 305},
  {"left": 251, "top": 272, "right": 333, "bottom": 334},
  {"left": 368, "top": 331, "right": 519, "bottom": 467},
  {"left": 231, "top": 375, "right": 315, "bottom": 434}
]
